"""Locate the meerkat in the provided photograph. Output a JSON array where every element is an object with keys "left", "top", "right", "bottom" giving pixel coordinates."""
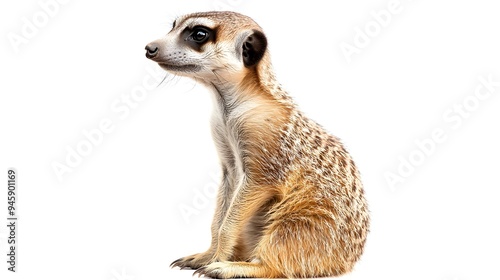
[{"left": 145, "top": 11, "right": 369, "bottom": 279}]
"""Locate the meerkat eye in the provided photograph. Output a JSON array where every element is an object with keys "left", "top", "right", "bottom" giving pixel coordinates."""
[{"left": 190, "top": 27, "right": 210, "bottom": 43}]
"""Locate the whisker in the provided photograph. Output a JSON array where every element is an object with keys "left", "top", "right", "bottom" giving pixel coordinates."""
[{"left": 157, "top": 73, "right": 170, "bottom": 88}]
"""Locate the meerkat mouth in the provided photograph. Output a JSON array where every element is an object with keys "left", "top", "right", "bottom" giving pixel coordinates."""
[{"left": 158, "top": 63, "right": 200, "bottom": 73}]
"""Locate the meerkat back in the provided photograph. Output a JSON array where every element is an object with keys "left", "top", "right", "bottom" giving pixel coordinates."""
[{"left": 146, "top": 11, "right": 369, "bottom": 279}]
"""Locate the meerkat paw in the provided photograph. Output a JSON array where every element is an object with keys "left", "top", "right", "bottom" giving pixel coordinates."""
[
  {"left": 193, "top": 262, "right": 240, "bottom": 279},
  {"left": 193, "top": 261, "right": 273, "bottom": 279},
  {"left": 170, "top": 252, "right": 214, "bottom": 270}
]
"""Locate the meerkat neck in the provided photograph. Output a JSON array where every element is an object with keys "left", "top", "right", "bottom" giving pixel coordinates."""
[{"left": 207, "top": 65, "right": 291, "bottom": 116}]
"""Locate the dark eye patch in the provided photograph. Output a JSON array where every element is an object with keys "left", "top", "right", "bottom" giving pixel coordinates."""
[
  {"left": 180, "top": 25, "right": 216, "bottom": 52},
  {"left": 190, "top": 27, "right": 210, "bottom": 43}
]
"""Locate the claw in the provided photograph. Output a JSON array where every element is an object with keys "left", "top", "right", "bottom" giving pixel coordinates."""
[
  {"left": 171, "top": 257, "right": 196, "bottom": 269},
  {"left": 193, "top": 265, "right": 224, "bottom": 279},
  {"left": 170, "top": 258, "right": 183, "bottom": 268},
  {"left": 193, "top": 266, "right": 206, "bottom": 278}
]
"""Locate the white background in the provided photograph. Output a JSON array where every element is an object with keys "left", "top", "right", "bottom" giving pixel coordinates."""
[{"left": 1, "top": 0, "right": 500, "bottom": 280}]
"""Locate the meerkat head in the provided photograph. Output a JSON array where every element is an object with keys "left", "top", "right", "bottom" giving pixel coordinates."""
[{"left": 145, "top": 11, "right": 268, "bottom": 85}]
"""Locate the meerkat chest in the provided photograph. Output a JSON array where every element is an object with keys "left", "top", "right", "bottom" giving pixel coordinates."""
[
  {"left": 211, "top": 107, "right": 244, "bottom": 175},
  {"left": 210, "top": 96, "right": 260, "bottom": 180}
]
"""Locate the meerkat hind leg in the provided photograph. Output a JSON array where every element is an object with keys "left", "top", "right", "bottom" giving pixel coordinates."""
[{"left": 194, "top": 261, "right": 276, "bottom": 279}]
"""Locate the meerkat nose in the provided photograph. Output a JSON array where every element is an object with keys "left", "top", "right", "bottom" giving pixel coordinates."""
[{"left": 145, "top": 43, "right": 159, "bottom": 59}]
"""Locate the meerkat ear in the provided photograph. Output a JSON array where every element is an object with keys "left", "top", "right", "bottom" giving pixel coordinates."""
[{"left": 242, "top": 30, "right": 267, "bottom": 67}]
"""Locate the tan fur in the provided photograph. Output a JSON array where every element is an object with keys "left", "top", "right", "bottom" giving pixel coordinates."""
[{"left": 146, "top": 11, "right": 369, "bottom": 278}]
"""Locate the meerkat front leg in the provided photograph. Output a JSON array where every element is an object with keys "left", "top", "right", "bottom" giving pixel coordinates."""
[
  {"left": 195, "top": 180, "right": 276, "bottom": 275},
  {"left": 170, "top": 168, "right": 233, "bottom": 269}
]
